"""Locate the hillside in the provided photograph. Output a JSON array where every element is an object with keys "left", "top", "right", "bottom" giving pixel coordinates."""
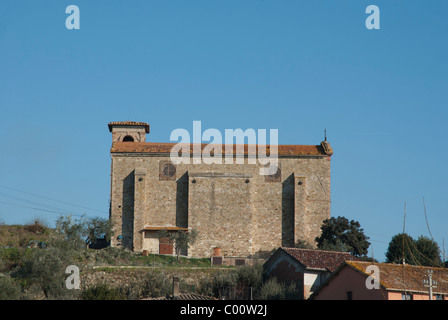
[
  {"left": 0, "top": 223, "right": 51, "bottom": 248},
  {"left": 0, "top": 222, "right": 213, "bottom": 271}
]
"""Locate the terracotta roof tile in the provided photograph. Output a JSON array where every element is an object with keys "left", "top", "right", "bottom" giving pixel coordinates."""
[
  {"left": 281, "top": 247, "right": 357, "bottom": 272},
  {"left": 110, "top": 142, "right": 332, "bottom": 157},
  {"left": 142, "top": 293, "right": 217, "bottom": 300},
  {"left": 346, "top": 261, "right": 448, "bottom": 293}
]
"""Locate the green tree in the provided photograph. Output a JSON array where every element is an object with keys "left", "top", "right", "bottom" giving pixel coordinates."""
[
  {"left": 54, "top": 215, "right": 112, "bottom": 250},
  {"left": 385, "top": 234, "right": 442, "bottom": 267},
  {"left": 158, "top": 229, "right": 199, "bottom": 261},
  {"left": 211, "top": 270, "right": 238, "bottom": 299},
  {"left": 54, "top": 215, "right": 87, "bottom": 249},
  {"left": 86, "top": 217, "right": 112, "bottom": 247},
  {"left": 14, "top": 247, "right": 78, "bottom": 299},
  {"left": 315, "top": 216, "right": 370, "bottom": 256},
  {"left": 236, "top": 264, "right": 263, "bottom": 291},
  {"left": 385, "top": 233, "right": 416, "bottom": 264},
  {"left": 257, "top": 278, "right": 300, "bottom": 300},
  {"left": 415, "top": 236, "right": 442, "bottom": 266}
]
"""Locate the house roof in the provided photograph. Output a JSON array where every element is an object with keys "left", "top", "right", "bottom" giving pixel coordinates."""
[
  {"left": 110, "top": 141, "right": 333, "bottom": 157},
  {"left": 345, "top": 261, "right": 448, "bottom": 294},
  {"left": 279, "top": 247, "right": 357, "bottom": 272},
  {"left": 142, "top": 293, "right": 218, "bottom": 300},
  {"left": 108, "top": 121, "right": 150, "bottom": 133}
]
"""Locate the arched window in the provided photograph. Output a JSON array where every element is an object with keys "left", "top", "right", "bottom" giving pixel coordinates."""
[{"left": 122, "top": 135, "right": 134, "bottom": 142}]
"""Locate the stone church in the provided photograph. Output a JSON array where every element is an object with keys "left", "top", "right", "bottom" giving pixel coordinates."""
[{"left": 108, "top": 121, "right": 333, "bottom": 258}]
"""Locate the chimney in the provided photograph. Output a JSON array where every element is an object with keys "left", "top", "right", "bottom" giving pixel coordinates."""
[
  {"left": 108, "top": 121, "right": 150, "bottom": 143},
  {"left": 173, "top": 276, "right": 180, "bottom": 299}
]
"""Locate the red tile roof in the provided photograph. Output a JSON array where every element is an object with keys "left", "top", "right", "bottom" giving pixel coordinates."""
[
  {"left": 110, "top": 142, "right": 332, "bottom": 157},
  {"left": 280, "top": 247, "right": 357, "bottom": 272},
  {"left": 108, "top": 121, "right": 150, "bottom": 133},
  {"left": 346, "top": 261, "right": 448, "bottom": 293},
  {"left": 142, "top": 293, "right": 218, "bottom": 300}
]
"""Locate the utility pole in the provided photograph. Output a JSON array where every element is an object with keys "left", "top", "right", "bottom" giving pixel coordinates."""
[{"left": 423, "top": 270, "right": 438, "bottom": 300}]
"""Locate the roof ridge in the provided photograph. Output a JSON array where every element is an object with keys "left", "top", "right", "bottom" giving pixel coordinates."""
[
  {"left": 113, "top": 141, "right": 325, "bottom": 147},
  {"left": 111, "top": 142, "right": 332, "bottom": 156},
  {"left": 347, "top": 260, "right": 447, "bottom": 270},
  {"left": 281, "top": 247, "right": 353, "bottom": 255}
]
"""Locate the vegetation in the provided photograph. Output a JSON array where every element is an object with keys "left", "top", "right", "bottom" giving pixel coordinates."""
[
  {"left": 385, "top": 233, "right": 442, "bottom": 267},
  {"left": 11, "top": 213, "right": 446, "bottom": 300},
  {"left": 0, "top": 276, "right": 22, "bottom": 300},
  {"left": 294, "top": 239, "right": 314, "bottom": 250},
  {"left": 315, "top": 216, "right": 370, "bottom": 257},
  {"left": 157, "top": 229, "right": 199, "bottom": 261},
  {"left": 81, "top": 284, "right": 126, "bottom": 300},
  {"left": 257, "top": 277, "right": 299, "bottom": 300},
  {"left": 2, "top": 217, "right": 295, "bottom": 300},
  {"left": 195, "top": 263, "right": 300, "bottom": 300},
  {"left": 0, "top": 223, "right": 51, "bottom": 249}
]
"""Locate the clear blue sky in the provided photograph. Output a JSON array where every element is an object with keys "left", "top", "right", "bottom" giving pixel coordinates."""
[{"left": 0, "top": 1, "right": 447, "bottom": 262}]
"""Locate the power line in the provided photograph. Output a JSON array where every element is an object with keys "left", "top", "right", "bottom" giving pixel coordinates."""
[
  {"left": 423, "top": 197, "right": 435, "bottom": 241},
  {"left": 422, "top": 197, "right": 448, "bottom": 262},
  {"left": 0, "top": 191, "right": 74, "bottom": 214},
  {"left": 368, "top": 239, "right": 390, "bottom": 245},
  {"left": 0, "top": 199, "right": 85, "bottom": 217},
  {"left": 365, "top": 232, "right": 391, "bottom": 239},
  {"left": 405, "top": 234, "right": 444, "bottom": 267},
  {"left": 0, "top": 184, "right": 106, "bottom": 214}
]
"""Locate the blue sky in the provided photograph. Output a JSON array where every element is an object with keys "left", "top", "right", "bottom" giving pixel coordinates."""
[{"left": 0, "top": 1, "right": 447, "bottom": 261}]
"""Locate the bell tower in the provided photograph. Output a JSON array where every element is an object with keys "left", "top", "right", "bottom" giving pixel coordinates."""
[{"left": 108, "top": 121, "right": 150, "bottom": 142}]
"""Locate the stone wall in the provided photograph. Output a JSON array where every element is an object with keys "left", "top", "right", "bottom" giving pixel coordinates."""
[
  {"left": 110, "top": 153, "right": 331, "bottom": 258},
  {"left": 81, "top": 267, "right": 228, "bottom": 291},
  {"left": 188, "top": 171, "right": 254, "bottom": 257}
]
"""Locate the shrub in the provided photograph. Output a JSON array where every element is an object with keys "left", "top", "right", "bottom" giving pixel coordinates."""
[
  {"left": 135, "top": 270, "right": 172, "bottom": 298},
  {"left": 0, "top": 276, "right": 22, "bottom": 300},
  {"left": 13, "top": 247, "right": 78, "bottom": 299},
  {"left": 24, "top": 221, "right": 47, "bottom": 235},
  {"left": 0, "top": 247, "right": 26, "bottom": 272},
  {"left": 257, "top": 278, "right": 300, "bottom": 300},
  {"left": 198, "top": 270, "right": 238, "bottom": 299},
  {"left": 258, "top": 278, "right": 285, "bottom": 300},
  {"left": 236, "top": 264, "right": 263, "bottom": 289},
  {"left": 82, "top": 284, "right": 126, "bottom": 300}
]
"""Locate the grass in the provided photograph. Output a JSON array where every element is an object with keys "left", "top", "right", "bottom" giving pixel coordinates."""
[
  {"left": 135, "top": 253, "right": 212, "bottom": 268},
  {"left": 0, "top": 223, "right": 225, "bottom": 271},
  {"left": 0, "top": 224, "right": 51, "bottom": 248}
]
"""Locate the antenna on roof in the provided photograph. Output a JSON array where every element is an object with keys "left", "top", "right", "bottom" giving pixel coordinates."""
[{"left": 324, "top": 128, "right": 327, "bottom": 142}]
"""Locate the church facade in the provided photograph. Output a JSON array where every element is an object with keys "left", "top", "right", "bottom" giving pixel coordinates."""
[{"left": 108, "top": 121, "right": 333, "bottom": 258}]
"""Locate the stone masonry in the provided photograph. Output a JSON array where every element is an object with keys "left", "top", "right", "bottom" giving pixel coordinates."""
[{"left": 108, "top": 121, "right": 333, "bottom": 258}]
